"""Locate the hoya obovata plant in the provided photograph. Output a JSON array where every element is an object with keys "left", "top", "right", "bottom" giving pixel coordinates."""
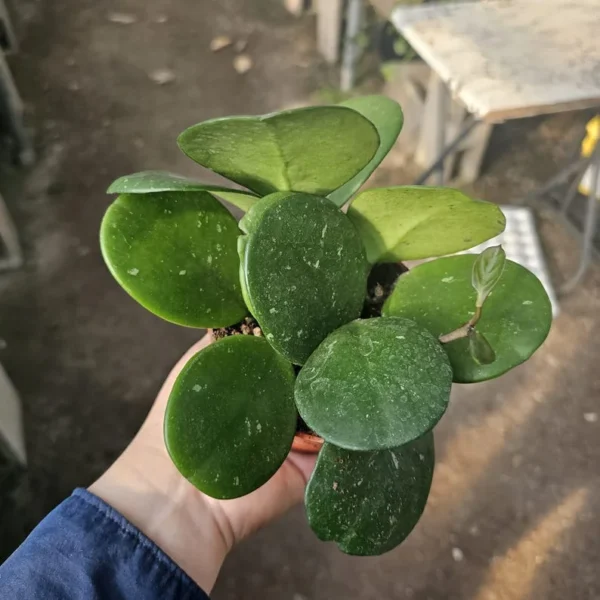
[{"left": 101, "top": 96, "right": 552, "bottom": 556}]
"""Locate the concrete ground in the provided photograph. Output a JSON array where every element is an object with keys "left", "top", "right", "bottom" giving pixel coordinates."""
[{"left": 1, "top": 1, "right": 598, "bottom": 598}]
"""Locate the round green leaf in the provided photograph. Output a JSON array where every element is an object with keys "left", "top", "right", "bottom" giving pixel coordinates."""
[
  {"left": 347, "top": 186, "right": 506, "bottom": 263},
  {"left": 383, "top": 255, "right": 552, "bottom": 382},
  {"left": 240, "top": 192, "right": 368, "bottom": 365},
  {"left": 295, "top": 317, "right": 452, "bottom": 450},
  {"left": 306, "top": 434, "right": 434, "bottom": 556},
  {"left": 106, "top": 170, "right": 259, "bottom": 212},
  {"left": 101, "top": 191, "right": 247, "bottom": 328},
  {"left": 328, "top": 95, "right": 404, "bottom": 208},
  {"left": 177, "top": 106, "right": 380, "bottom": 197},
  {"left": 164, "top": 335, "right": 296, "bottom": 499}
]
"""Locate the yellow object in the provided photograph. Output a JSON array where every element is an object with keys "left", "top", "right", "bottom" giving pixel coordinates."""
[{"left": 579, "top": 115, "right": 600, "bottom": 196}]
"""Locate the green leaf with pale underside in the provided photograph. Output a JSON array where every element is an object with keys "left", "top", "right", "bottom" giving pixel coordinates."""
[
  {"left": 107, "top": 170, "right": 260, "bottom": 211},
  {"left": 295, "top": 318, "right": 452, "bottom": 450},
  {"left": 327, "top": 95, "right": 404, "bottom": 207},
  {"left": 305, "top": 434, "right": 434, "bottom": 556},
  {"left": 178, "top": 106, "right": 380, "bottom": 197},
  {"left": 383, "top": 255, "right": 552, "bottom": 382},
  {"left": 347, "top": 186, "right": 506, "bottom": 263},
  {"left": 240, "top": 192, "right": 367, "bottom": 365},
  {"left": 472, "top": 245, "right": 506, "bottom": 307},
  {"left": 165, "top": 336, "right": 296, "bottom": 499},
  {"left": 101, "top": 191, "right": 247, "bottom": 328}
]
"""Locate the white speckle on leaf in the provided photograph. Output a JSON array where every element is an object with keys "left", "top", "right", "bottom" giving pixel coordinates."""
[
  {"left": 390, "top": 451, "right": 399, "bottom": 469},
  {"left": 256, "top": 422, "right": 262, "bottom": 432},
  {"left": 179, "top": 270, "right": 186, "bottom": 275},
  {"left": 266, "top": 333, "right": 274, "bottom": 341},
  {"left": 207, "top": 256, "right": 213, "bottom": 265},
  {"left": 197, "top": 221, "right": 202, "bottom": 228},
  {"left": 216, "top": 224, "right": 222, "bottom": 233},
  {"left": 297, "top": 329, "right": 303, "bottom": 337},
  {"left": 321, "top": 224, "right": 328, "bottom": 238},
  {"left": 396, "top": 335, "right": 405, "bottom": 340},
  {"left": 522, "top": 300, "right": 533, "bottom": 305},
  {"left": 337, "top": 246, "right": 343, "bottom": 256},
  {"left": 285, "top": 265, "right": 291, "bottom": 270},
  {"left": 192, "top": 384, "right": 201, "bottom": 392},
  {"left": 127, "top": 268, "right": 139, "bottom": 276},
  {"left": 269, "top": 307, "right": 278, "bottom": 314},
  {"left": 233, "top": 476, "right": 240, "bottom": 486},
  {"left": 245, "top": 417, "right": 252, "bottom": 435},
  {"left": 442, "top": 276, "right": 454, "bottom": 283}
]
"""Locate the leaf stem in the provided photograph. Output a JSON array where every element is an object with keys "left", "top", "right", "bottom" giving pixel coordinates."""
[{"left": 439, "top": 306, "right": 482, "bottom": 344}]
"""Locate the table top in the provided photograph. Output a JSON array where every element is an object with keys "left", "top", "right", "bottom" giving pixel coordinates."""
[{"left": 392, "top": 0, "right": 600, "bottom": 123}]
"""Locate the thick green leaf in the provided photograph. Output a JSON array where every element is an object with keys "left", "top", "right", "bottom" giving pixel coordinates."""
[
  {"left": 306, "top": 433, "right": 434, "bottom": 556},
  {"left": 383, "top": 255, "right": 552, "bottom": 382},
  {"left": 295, "top": 317, "right": 452, "bottom": 450},
  {"left": 107, "top": 170, "right": 259, "bottom": 212},
  {"left": 472, "top": 245, "right": 506, "bottom": 306},
  {"left": 101, "top": 191, "right": 246, "bottom": 327},
  {"left": 327, "top": 95, "right": 404, "bottom": 207},
  {"left": 347, "top": 186, "right": 506, "bottom": 263},
  {"left": 468, "top": 329, "right": 496, "bottom": 365},
  {"left": 177, "top": 106, "right": 380, "bottom": 197},
  {"left": 164, "top": 335, "right": 296, "bottom": 499},
  {"left": 240, "top": 192, "right": 367, "bottom": 365}
]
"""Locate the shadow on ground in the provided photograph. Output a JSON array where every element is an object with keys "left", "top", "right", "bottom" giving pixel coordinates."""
[{"left": 0, "top": 1, "right": 598, "bottom": 599}]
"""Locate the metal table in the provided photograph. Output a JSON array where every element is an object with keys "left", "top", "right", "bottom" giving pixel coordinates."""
[{"left": 392, "top": 0, "right": 600, "bottom": 291}]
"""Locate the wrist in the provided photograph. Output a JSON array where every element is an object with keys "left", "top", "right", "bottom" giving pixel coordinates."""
[{"left": 89, "top": 435, "right": 230, "bottom": 593}]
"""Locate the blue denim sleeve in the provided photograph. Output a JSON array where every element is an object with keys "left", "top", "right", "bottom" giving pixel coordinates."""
[{"left": 0, "top": 488, "right": 210, "bottom": 600}]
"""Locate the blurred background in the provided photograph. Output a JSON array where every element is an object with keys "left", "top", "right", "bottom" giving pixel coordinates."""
[{"left": 0, "top": 1, "right": 598, "bottom": 598}]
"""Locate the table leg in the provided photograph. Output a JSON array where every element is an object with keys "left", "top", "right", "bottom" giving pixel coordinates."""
[
  {"left": 340, "top": 0, "right": 363, "bottom": 91},
  {"left": 432, "top": 75, "right": 448, "bottom": 185},
  {"left": 414, "top": 115, "right": 479, "bottom": 186},
  {"left": 560, "top": 141, "right": 600, "bottom": 293}
]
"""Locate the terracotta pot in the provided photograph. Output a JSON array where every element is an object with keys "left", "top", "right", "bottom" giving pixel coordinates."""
[{"left": 292, "top": 431, "right": 324, "bottom": 454}]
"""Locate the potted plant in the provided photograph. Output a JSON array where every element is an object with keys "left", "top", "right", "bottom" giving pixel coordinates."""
[{"left": 100, "top": 96, "right": 552, "bottom": 556}]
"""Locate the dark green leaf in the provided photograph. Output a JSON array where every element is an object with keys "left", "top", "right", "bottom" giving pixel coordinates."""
[
  {"left": 164, "top": 335, "right": 296, "bottom": 499},
  {"left": 177, "top": 106, "right": 380, "bottom": 197},
  {"left": 240, "top": 192, "right": 367, "bottom": 365},
  {"left": 468, "top": 329, "right": 496, "bottom": 365},
  {"left": 347, "top": 186, "right": 506, "bottom": 263},
  {"left": 305, "top": 434, "right": 434, "bottom": 556},
  {"left": 383, "top": 255, "right": 552, "bottom": 382},
  {"left": 106, "top": 170, "right": 260, "bottom": 212},
  {"left": 100, "top": 191, "right": 246, "bottom": 327},
  {"left": 472, "top": 245, "right": 506, "bottom": 306},
  {"left": 327, "top": 96, "right": 404, "bottom": 207},
  {"left": 295, "top": 318, "right": 452, "bottom": 450}
]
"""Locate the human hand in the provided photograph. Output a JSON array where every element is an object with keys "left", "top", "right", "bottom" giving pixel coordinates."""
[{"left": 90, "top": 334, "right": 316, "bottom": 593}]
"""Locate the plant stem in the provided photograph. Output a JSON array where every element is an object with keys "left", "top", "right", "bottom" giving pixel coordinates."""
[{"left": 439, "top": 306, "right": 482, "bottom": 344}]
